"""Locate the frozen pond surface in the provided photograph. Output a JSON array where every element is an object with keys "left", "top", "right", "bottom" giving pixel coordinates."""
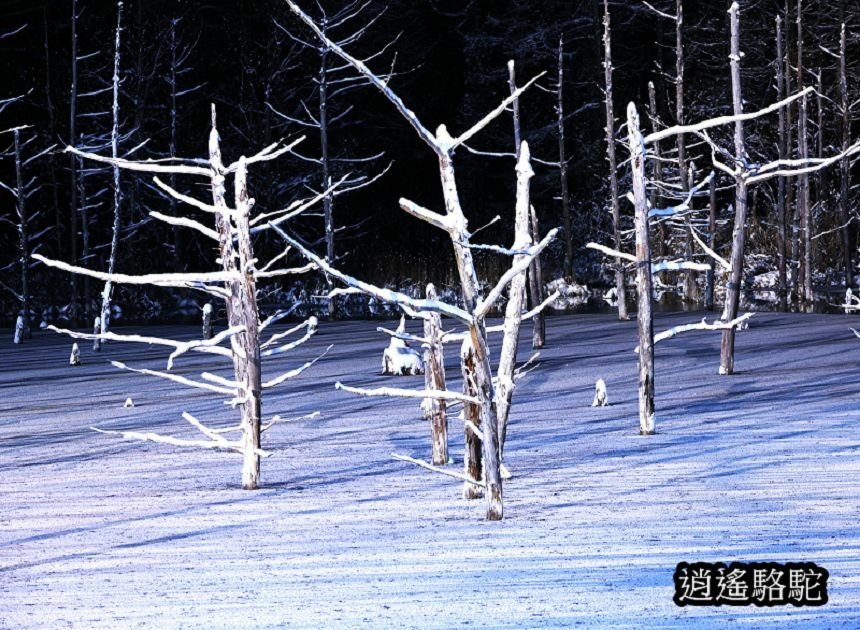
[{"left": 1, "top": 311, "right": 859, "bottom": 628}]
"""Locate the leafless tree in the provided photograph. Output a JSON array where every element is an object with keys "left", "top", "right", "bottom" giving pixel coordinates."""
[
  {"left": 282, "top": 0, "right": 557, "bottom": 520},
  {"left": 35, "top": 107, "right": 324, "bottom": 490}
]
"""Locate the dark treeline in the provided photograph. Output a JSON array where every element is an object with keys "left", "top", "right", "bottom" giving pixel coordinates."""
[{"left": 0, "top": 0, "right": 858, "bottom": 324}]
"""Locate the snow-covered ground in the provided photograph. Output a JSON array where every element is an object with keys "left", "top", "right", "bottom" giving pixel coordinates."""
[{"left": 2, "top": 312, "right": 859, "bottom": 628}]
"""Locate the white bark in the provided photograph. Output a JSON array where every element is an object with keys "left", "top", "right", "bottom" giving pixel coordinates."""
[{"left": 496, "top": 142, "right": 534, "bottom": 458}]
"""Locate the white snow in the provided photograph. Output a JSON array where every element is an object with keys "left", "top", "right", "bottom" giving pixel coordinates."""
[{"left": 2, "top": 312, "right": 860, "bottom": 627}]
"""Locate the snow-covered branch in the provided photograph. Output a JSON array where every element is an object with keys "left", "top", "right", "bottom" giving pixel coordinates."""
[
  {"left": 65, "top": 145, "right": 212, "bottom": 176},
  {"left": 270, "top": 222, "right": 473, "bottom": 323},
  {"left": 586, "top": 242, "right": 637, "bottom": 263},
  {"left": 47, "top": 324, "right": 242, "bottom": 369},
  {"left": 261, "top": 344, "right": 331, "bottom": 389},
  {"left": 636, "top": 313, "right": 754, "bottom": 351},
  {"left": 33, "top": 254, "right": 238, "bottom": 290},
  {"left": 391, "top": 453, "right": 486, "bottom": 487},
  {"left": 335, "top": 381, "right": 479, "bottom": 404},
  {"left": 643, "top": 86, "right": 814, "bottom": 145},
  {"left": 111, "top": 360, "right": 238, "bottom": 396},
  {"left": 475, "top": 228, "right": 558, "bottom": 319}
]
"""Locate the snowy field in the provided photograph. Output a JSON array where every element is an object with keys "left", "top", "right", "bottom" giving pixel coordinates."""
[{"left": 2, "top": 311, "right": 859, "bottom": 628}]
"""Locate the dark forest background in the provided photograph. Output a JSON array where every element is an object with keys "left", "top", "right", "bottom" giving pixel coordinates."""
[{"left": 0, "top": 0, "right": 857, "bottom": 324}]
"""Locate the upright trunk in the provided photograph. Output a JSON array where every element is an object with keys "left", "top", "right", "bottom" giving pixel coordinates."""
[
  {"left": 320, "top": 26, "right": 336, "bottom": 318},
  {"left": 43, "top": 11, "right": 62, "bottom": 259},
  {"left": 233, "top": 157, "right": 263, "bottom": 490},
  {"left": 508, "top": 60, "right": 544, "bottom": 348},
  {"left": 14, "top": 130, "right": 30, "bottom": 341},
  {"left": 209, "top": 107, "right": 262, "bottom": 490},
  {"left": 648, "top": 81, "right": 668, "bottom": 271},
  {"left": 436, "top": 130, "right": 503, "bottom": 520},
  {"left": 461, "top": 339, "right": 482, "bottom": 500},
  {"left": 720, "top": 2, "right": 748, "bottom": 376},
  {"left": 776, "top": 15, "right": 788, "bottom": 311},
  {"left": 528, "top": 206, "right": 546, "bottom": 348},
  {"left": 100, "top": 1, "right": 124, "bottom": 337},
  {"left": 840, "top": 23, "right": 852, "bottom": 289},
  {"left": 169, "top": 17, "right": 182, "bottom": 271},
  {"left": 675, "top": 0, "right": 696, "bottom": 304},
  {"left": 704, "top": 173, "right": 717, "bottom": 310},
  {"left": 627, "top": 103, "right": 654, "bottom": 435},
  {"left": 423, "top": 284, "right": 448, "bottom": 466},
  {"left": 496, "top": 142, "right": 534, "bottom": 460},
  {"left": 557, "top": 37, "right": 574, "bottom": 280},
  {"left": 796, "top": 0, "right": 812, "bottom": 308},
  {"left": 68, "top": 0, "right": 79, "bottom": 320},
  {"left": 603, "top": 0, "right": 628, "bottom": 320},
  {"left": 784, "top": 0, "right": 796, "bottom": 303}
]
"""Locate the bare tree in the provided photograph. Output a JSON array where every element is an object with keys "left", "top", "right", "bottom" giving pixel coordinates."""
[
  {"left": 2, "top": 127, "right": 51, "bottom": 342},
  {"left": 271, "top": 1, "right": 393, "bottom": 317},
  {"left": 283, "top": 0, "right": 557, "bottom": 520},
  {"left": 602, "top": 0, "right": 628, "bottom": 320},
  {"left": 97, "top": 0, "right": 125, "bottom": 346},
  {"left": 35, "top": 107, "right": 323, "bottom": 490}
]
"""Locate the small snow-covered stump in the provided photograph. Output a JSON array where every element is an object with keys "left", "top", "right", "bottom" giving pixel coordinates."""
[
  {"left": 382, "top": 316, "right": 424, "bottom": 376},
  {"left": 202, "top": 302, "right": 213, "bottom": 340},
  {"left": 69, "top": 342, "right": 80, "bottom": 366},
  {"left": 13, "top": 315, "right": 24, "bottom": 344},
  {"left": 93, "top": 317, "right": 101, "bottom": 352},
  {"left": 592, "top": 378, "right": 608, "bottom": 407}
]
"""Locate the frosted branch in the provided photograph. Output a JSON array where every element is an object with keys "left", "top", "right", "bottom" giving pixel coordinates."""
[
  {"left": 475, "top": 228, "right": 558, "bottom": 319},
  {"left": 33, "top": 254, "right": 240, "bottom": 288},
  {"left": 65, "top": 145, "right": 211, "bottom": 176},
  {"left": 391, "top": 453, "right": 485, "bottom": 487},
  {"left": 47, "top": 324, "right": 241, "bottom": 369},
  {"left": 586, "top": 242, "right": 637, "bottom": 263},
  {"left": 399, "top": 198, "right": 452, "bottom": 232},
  {"left": 335, "top": 381, "right": 479, "bottom": 404},
  {"left": 111, "top": 360, "right": 238, "bottom": 396},
  {"left": 643, "top": 86, "right": 814, "bottom": 145},
  {"left": 270, "top": 222, "right": 473, "bottom": 323},
  {"left": 636, "top": 313, "right": 755, "bottom": 351},
  {"left": 92, "top": 425, "right": 270, "bottom": 457},
  {"left": 262, "top": 344, "right": 332, "bottom": 389}
]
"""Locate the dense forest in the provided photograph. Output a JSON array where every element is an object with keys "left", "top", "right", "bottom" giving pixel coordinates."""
[{"left": 0, "top": 0, "right": 858, "bottom": 326}]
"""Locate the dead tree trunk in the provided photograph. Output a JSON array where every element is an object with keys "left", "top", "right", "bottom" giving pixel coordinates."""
[
  {"left": 14, "top": 129, "right": 30, "bottom": 341},
  {"left": 168, "top": 17, "right": 182, "bottom": 271},
  {"left": 840, "top": 23, "right": 852, "bottom": 289},
  {"left": 438, "top": 141, "right": 504, "bottom": 520},
  {"left": 100, "top": 0, "right": 124, "bottom": 338},
  {"left": 208, "top": 108, "right": 263, "bottom": 490},
  {"left": 528, "top": 206, "right": 546, "bottom": 349},
  {"left": 557, "top": 37, "right": 574, "bottom": 281},
  {"left": 319, "top": 28, "right": 336, "bottom": 319},
  {"left": 68, "top": 0, "right": 80, "bottom": 321},
  {"left": 496, "top": 142, "right": 534, "bottom": 460},
  {"left": 648, "top": 81, "right": 668, "bottom": 273},
  {"left": 720, "top": 2, "right": 748, "bottom": 376},
  {"left": 776, "top": 15, "right": 789, "bottom": 311},
  {"left": 675, "top": 0, "right": 697, "bottom": 305},
  {"left": 461, "top": 338, "right": 482, "bottom": 499},
  {"left": 627, "top": 103, "right": 655, "bottom": 435},
  {"left": 423, "top": 284, "right": 448, "bottom": 466},
  {"left": 795, "top": 0, "right": 813, "bottom": 309},
  {"left": 704, "top": 173, "right": 717, "bottom": 310},
  {"left": 507, "top": 61, "right": 545, "bottom": 349},
  {"left": 603, "top": 0, "right": 628, "bottom": 320}
]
